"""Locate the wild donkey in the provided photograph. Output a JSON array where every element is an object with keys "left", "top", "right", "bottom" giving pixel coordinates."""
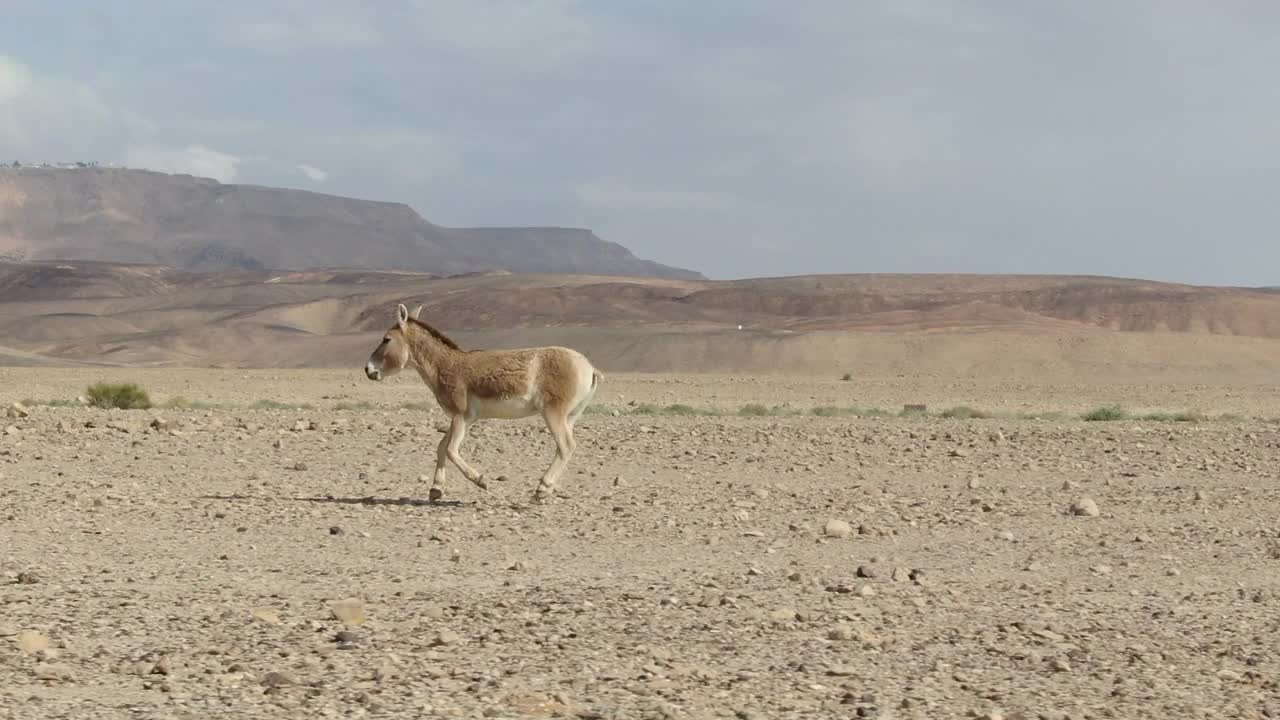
[{"left": 364, "top": 304, "right": 602, "bottom": 503}]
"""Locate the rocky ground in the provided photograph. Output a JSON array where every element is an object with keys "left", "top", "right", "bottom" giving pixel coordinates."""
[{"left": 2, "top": 370, "right": 1280, "bottom": 719}]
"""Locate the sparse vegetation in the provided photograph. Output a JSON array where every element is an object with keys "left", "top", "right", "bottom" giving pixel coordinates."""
[
  {"left": 1082, "top": 405, "right": 1128, "bottom": 422},
  {"left": 85, "top": 382, "right": 152, "bottom": 410},
  {"left": 940, "top": 405, "right": 993, "bottom": 419},
  {"left": 811, "top": 405, "right": 892, "bottom": 418},
  {"left": 251, "top": 399, "right": 314, "bottom": 411},
  {"left": 160, "top": 396, "right": 226, "bottom": 410}
]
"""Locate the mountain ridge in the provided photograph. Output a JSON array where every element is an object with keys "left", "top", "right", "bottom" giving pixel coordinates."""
[{"left": 0, "top": 167, "right": 703, "bottom": 279}]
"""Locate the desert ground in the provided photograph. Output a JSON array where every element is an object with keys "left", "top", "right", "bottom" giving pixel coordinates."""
[{"left": 3, "top": 367, "right": 1280, "bottom": 720}]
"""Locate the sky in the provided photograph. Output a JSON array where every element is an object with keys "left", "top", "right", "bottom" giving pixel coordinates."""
[{"left": 2, "top": 1, "right": 1279, "bottom": 285}]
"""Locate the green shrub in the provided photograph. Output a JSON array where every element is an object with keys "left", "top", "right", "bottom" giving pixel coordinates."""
[
  {"left": 940, "top": 405, "right": 992, "bottom": 419},
  {"left": 86, "top": 382, "right": 152, "bottom": 410},
  {"left": 1081, "top": 405, "right": 1127, "bottom": 421}
]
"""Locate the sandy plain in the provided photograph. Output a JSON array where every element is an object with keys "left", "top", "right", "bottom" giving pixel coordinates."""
[{"left": 2, "top": 368, "right": 1280, "bottom": 719}]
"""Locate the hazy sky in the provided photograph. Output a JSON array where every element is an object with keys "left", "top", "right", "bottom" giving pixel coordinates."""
[{"left": 3, "top": 1, "right": 1279, "bottom": 284}]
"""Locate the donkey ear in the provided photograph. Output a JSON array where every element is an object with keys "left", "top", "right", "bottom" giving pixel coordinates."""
[
  {"left": 410, "top": 304, "right": 423, "bottom": 320},
  {"left": 396, "top": 303, "right": 409, "bottom": 327}
]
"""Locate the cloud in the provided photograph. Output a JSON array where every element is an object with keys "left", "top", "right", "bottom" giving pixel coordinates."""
[
  {"left": 0, "top": 54, "right": 151, "bottom": 160},
  {"left": 124, "top": 144, "right": 242, "bottom": 182},
  {"left": 226, "top": 3, "right": 382, "bottom": 53},
  {"left": 575, "top": 181, "right": 738, "bottom": 212},
  {"left": 297, "top": 163, "right": 328, "bottom": 182}
]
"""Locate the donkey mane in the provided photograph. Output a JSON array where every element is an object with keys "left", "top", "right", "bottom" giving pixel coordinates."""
[{"left": 406, "top": 316, "right": 463, "bottom": 351}]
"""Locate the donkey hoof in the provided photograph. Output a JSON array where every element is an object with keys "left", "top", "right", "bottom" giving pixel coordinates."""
[
  {"left": 428, "top": 487, "right": 444, "bottom": 502},
  {"left": 473, "top": 475, "right": 489, "bottom": 491}
]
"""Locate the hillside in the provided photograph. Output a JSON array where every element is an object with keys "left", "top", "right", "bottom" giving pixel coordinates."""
[
  {"left": 0, "top": 167, "right": 702, "bottom": 279},
  {"left": 3, "top": 261, "right": 1280, "bottom": 378}
]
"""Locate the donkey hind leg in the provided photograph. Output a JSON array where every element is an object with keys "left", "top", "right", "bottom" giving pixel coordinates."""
[
  {"left": 566, "top": 371, "right": 600, "bottom": 429},
  {"left": 445, "top": 414, "right": 488, "bottom": 491},
  {"left": 428, "top": 431, "right": 449, "bottom": 502},
  {"left": 533, "top": 409, "right": 576, "bottom": 502}
]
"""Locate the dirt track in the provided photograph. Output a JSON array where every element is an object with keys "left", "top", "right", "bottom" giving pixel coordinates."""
[{"left": 3, "top": 370, "right": 1280, "bottom": 719}]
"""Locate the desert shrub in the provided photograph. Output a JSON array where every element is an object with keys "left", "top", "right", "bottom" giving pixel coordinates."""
[
  {"left": 940, "top": 405, "right": 993, "bottom": 419},
  {"left": 738, "top": 403, "right": 772, "bottom": 416},
  {"left": 812, "top": 405, "right": 892, "bottom": 418},
  {"left": 662, "top": 403, "right": 710, "bottom": 416},
  {"left": 86, "top": 382, "right": 152, "bottom": 410},
  {"left": 251, "top": 399, "right": 313, "bottom": 410},
  {"left": 1081, "top": 405, "right": 1127, "bottom": 422},
  {"left": 161, "top": 396, "right": 220, "bottom": 410}
]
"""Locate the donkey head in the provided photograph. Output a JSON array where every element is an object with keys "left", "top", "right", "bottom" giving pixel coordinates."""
[{"left": 365, "top": 303, "right": 421, "bottom": 381}]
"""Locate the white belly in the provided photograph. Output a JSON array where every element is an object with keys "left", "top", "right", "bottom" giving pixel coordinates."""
[{"left": 469, "top": 393, "right": 539, "bottom": 420}]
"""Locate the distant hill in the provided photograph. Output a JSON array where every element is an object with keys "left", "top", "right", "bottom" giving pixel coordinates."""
[
  {"left": 3, "top": 262, "right": 1280, "bottom": 378},
  {"left": 0, "top": 167, "right": 703, "bottom": 279}
]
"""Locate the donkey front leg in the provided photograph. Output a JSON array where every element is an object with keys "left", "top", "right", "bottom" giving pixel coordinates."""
[
  {"left": 533, "top": 410, "right": 576, "bottom": 502},
  {"left": 428, "top": 431, "right": 449, "bottom": 502},
  {"left": 444, "top": 415, "right": 488, "bottom": 492}
]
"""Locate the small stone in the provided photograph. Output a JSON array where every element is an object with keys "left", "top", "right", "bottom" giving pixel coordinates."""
[
  {"left": 996, "top": 530, "right": 1015, "bottom": 541},
  {"left": 1049, "top": 657, "right": 1072, "bottom": 673},
  {"left": 35, "top": 663, "right": 74, "bottom": 681},
  {"left": 329, "top": 526, "right": 344, "bottom": 536},
  {"left": 1166, "top": 568, "right": 1181, "bottom": 577},
  {"left": 334, "top": 630, "right": 361, "bottom": 645},
  {"left": 1195, "top": 489, "right": 1207, "bottom": 502},
  {"left": 292, "top": 420, "right": 309, "bottom": 432},
  {"left": 3, "top": 425, "right": 18, "bottom": 436},
  {"left": 16, "top": 571, "right": 39, "bottom": 584},
  {"left": 769, "top": 608, "right": 798, "bottom": 623},
  {"left": 856, "top": 565, "right": 878, "bottom": 579},
  {"left": 17, "top": 630, "right": 49, "bottom": 654},
  {"left": 967, "top": 477, "right": 981, "bottom": 489},
  {"left": 293, "top": 461, "right": 308, "bottom": 471},
  {"left": 1061, "top": 480, "right": 1078, "bottom": 490},
  {"left": 891, "top": 567, "right": 911, "bottom": 583},
  {"left": 262, "top": 670, "right": 297, "bottom": 687},
  {"left": 151, "top": 656, "right": 172, "bottom": 675},
  {"left": 824, "top": 519, "right": 853, "bottom": 538},
  {"left": 251, "top": 607, "right": 282, "bottom": 624},
  {"left": 1070, "top": 498, "right": 1100, "bottom": 517},
  {"left": 330, "top": 598, "right": 366, "bottom": 626},
  {"left": 7, "top": 402, "right": 29, "bottom": 419},
  {"left": 432, "top": 630, "right": 462, "bottom": 646},
  {"left": 149, "top": 417, "right": 168, "bottom": 431},
  {"left": 856, "top": 585, "right": 876, "bottom": 597}
]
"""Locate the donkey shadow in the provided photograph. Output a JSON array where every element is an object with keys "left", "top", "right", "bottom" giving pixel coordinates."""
[{"left": 200, "top": 493, "right": 465, "bottom": 508}]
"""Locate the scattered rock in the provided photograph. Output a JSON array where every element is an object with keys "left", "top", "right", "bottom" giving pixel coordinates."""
[
  {"left": 330, "top": 598, "right": 366, "bottom": 626},
  {"left": 17, "top": 630, "right": 49, "bottom": 654},
  {"left": 967, "top": 477, "right": 982, "bottom": 489},
  {"left": 1070, "top": 498, "right": 1100, "bottom": 517},
  {"left": 824, "top": 519, "right": 853, "bottom": 538},
  {"left": 7, "top": 402, "right": 29, "bottom": 419},
  {"left": 251, "top": 607, "right": 282, "bottom": 624},
  {"left": 292, "top": 461, "right": 308, "bottom": 471},
  {"left": 35, "top": 663, "right": 74, "bottom": 681},
  {"left": 856, "top": 565, "right": 878, "bottom": 579},
  {"left": 262, "top": 670, "right": 298, "bottom": 688},
  {"left": 432, "top": 630, "right": 462, "bottom": 646}
]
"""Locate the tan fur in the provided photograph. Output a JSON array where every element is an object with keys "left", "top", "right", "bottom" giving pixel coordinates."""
[{"left": 365, "top": 303, "right": 601, "bottom": 503}]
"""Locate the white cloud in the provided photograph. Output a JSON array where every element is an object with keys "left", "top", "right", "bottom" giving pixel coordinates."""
[
  {"left": 0, "top": 55, "right": 33, "bottom": 103},
  {"left": 124, "top": 144, "right": 242, "bottom": 182},
  {"left": 228, "top": 4, "right": 382, "bottom": 53},
  {"left": 0, "top": 54, "right": 139, "bottom": 159},
  {"left": 575, "top": 181, "right": 739, "bottom": 212},
  {"left": 297, "top": 163, "right": 328, "bottom": 182}
]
